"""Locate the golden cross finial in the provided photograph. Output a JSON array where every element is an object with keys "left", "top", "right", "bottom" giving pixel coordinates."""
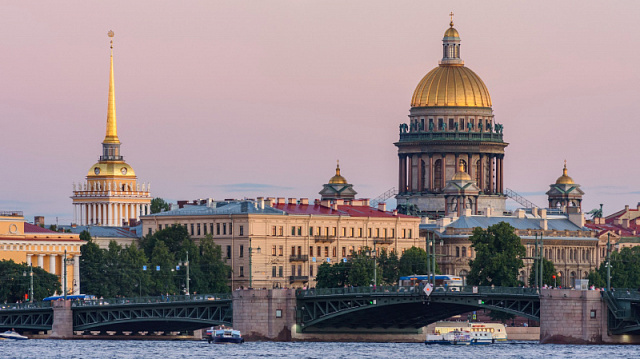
[
  {"left": 108, "top": 30, "right": 114, "bottom": 49},
  {"left": 449, "top": 12, "right": 454, "bottom": 27},
  {"left": 564, "top": 159, "right": 567, "bottom": 168}
]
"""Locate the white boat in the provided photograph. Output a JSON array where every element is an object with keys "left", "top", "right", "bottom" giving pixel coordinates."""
[
  {"left": 433, "top": 321, "right": 507, "bottom": 342},
  {"left": 425, "top": 329, "right": 493, "bottom": 345},
  {"left": 0, "top": 330, "right": 29, "bottom": 340},
  {"left": 206, "top": 327, "right": 244, "bottom": 344}
]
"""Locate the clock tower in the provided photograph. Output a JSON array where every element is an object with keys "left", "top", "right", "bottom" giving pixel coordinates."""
[{"left": 70, "top": 31, "right": 152, "bottom": 226}]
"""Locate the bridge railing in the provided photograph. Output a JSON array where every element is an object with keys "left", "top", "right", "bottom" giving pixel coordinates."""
[
  {"left": 0, "top": 301, "right": 52, "bottom": 310},
  {"left": 71, "top": 293, "right": 232, "bottom": 307},
  {"left": 608, "top": 289, "right": 640, "bottom": 300},
  {"left": 296, "top": 285, "right": 539, "bottom": 298}
]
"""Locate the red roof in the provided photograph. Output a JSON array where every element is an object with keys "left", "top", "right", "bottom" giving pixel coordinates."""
[
  {"left": 273, "top": 203, "right": 415, "bottom": 218},
  {"left": 24, "top": 223, "right": 57, "bottom": 233}
]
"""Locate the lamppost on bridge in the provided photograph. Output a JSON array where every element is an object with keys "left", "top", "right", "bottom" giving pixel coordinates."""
[
  {"left": 22, "top": 265, "right": 34, "bottom": 302},
  {"left": 605, "top": 233, "right": 619, "bottom": 291},
  {"left": 63, "top": 249, "right": 76, "bottom": 300},
  {"left": 177, "top": 251, "right": 190, "bottom": 295},
  {"left": 525, "top": 233, "right": 543, "bottom": 289},
  {"left": 426, "top": 232, "right": 443, "bottom": 286}
]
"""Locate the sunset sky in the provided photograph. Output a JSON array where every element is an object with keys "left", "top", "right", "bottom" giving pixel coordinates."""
[{"left": 2, "top": 1, "right": 639, "bottom": 224}]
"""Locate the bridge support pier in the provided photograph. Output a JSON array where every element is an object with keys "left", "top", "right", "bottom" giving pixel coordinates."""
[
  {"left": 540, "top": 289, "right": 640, "bottom": 344},
  {"left": 50, "top": 300, "right": 73, "bottom": 339}
]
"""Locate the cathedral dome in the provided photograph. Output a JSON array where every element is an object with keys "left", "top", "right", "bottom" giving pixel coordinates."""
[
  {"left": 328, "top": 161, "right": 347, "bottom": 184},
  {"left": 411, "top": 22, "right": 492, "bottom": 108},
  {"left": 555, "top": 163, "right": 574, "bottom": 185}
]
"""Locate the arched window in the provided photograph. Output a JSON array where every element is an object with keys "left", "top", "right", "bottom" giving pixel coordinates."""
[
  {"left": 475, "top": 160, "right": 482, "bottom": 185},
  {"left": 462, "top": 247, "right": 467, "bottom": 257},
  {"left": 434, "top": 159, "right": 443, "bottom": 190},
  {"left": 570, "top": 272, "right": 577, "bottom": 288},
  {"left": 438, "top": 118, "right": 444, "bottom": 130},
  {"left": 456, "top": 246, "right": 460, "bottom": 257}
]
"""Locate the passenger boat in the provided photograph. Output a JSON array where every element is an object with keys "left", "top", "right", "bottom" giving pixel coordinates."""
[
  {"left": 0, "top": 330, "right": 29, "bottom": 340},
  {"left": 207, "top": 328, "right": 244, "bottom": 344},
  {"left": 433, "top": 321, "right": 507, "bottom": 342},
  {"left": 425, "top": 329, "right": 493, "bottom": 345}
]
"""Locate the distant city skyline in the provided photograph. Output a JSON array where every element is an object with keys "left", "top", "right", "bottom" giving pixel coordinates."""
[{"left": 1, "top": 1, "right": 639, "bottom": 224}]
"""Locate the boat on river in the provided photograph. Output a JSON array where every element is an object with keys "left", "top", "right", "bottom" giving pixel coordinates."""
[
  {"left": 0, "top": 330, "right": 29, "bottom": 340},
  {"left": 425, "top": 329, "right": 493, "bottom": 345},
  {"left": 433, "top": 321, "right": 507, "bottom": 342},
  {"left": 207, "top": 328, "right": 244, "bottom": 344}
]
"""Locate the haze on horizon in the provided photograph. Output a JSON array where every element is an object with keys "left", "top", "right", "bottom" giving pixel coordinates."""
[{"left": 1, "top": 1, "right": 639, "bottom": 224}]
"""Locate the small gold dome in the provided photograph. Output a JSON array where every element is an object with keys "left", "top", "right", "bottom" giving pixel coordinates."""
[
  {"left": 87, "top": 161, "right": 136, "bottom": 177},
  {"left": 411, "top": 65, "right": 492, "bottom": 108},
  {"left": 328, "top": 161, "right": 347, "bottom": 184},
  {"left": 444, "top": 26, "right": 459, "bottom": 38},
  {"left": 555, "top": 163, "right": 574, "bottom": 185},
  {"left": 452, "top": 162, "right": 471, "bottom": 181}
]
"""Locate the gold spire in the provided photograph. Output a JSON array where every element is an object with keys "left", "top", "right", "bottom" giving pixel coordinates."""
[
  {"left": 555, "top": 160, "right": 575, "bottom": 185},
  {"left": 103, "top": 30, "right": 120, "bottom": 145},
  {"left": 449, "top": 11, "right": 454, "bottom": 27}
]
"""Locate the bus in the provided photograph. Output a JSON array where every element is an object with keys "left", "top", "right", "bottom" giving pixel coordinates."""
[
  {"left": 398, "top": 275, "right": 464, "bottom": 290},
  {"left": 43, "top": 294, "right": 97, "bottom": 301}
]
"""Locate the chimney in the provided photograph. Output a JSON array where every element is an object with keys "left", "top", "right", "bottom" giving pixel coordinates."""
[
  {"left": 485, "top": 207, "right": 492, "bottom": 217},
  {"left": 331, "top": 202, "right": 339, "bottom": 211},
  {"left": 540, "top": 219, "right": 548, "bottom": 231},
  {"left": 378, "top": 202, "right": 387, "bottom": 212},
  {"left": 321, "top": 199, "right": 331, "bottom": 207},
  {"left": 464, "top": 208, "right": 472, "bottom": 216},
  {"left": 257, "top": 197, "right": 265, "bottom": 210},
  {"left": 288, "top": 198, "right": 296, "bottom": 205},
  {"left": 539, "top": 209, "right": 547, "bottom": 219},
  {"left": 34, "top": 216, "right": 45, "bottom": 227},
  {"left": 393, "top": 209, "right": 398, "bottom": 216},
  {"left": 532, "top": 207, "right": 539, "bottom": 217},
  {"left": 277, "top": 197, "right": 285, "bottom": 205},
  {"left": 300, "top": 198, "right": 309, "bottom": 205},
  {"left": 335, "top": 199, "right": 344, "bottom": 206}
]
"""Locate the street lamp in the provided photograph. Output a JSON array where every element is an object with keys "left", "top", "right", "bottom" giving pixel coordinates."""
[
  {"left": 524, "top": 233, "right": 543, "bottom": 289},
  {"left": 178, "top": 251, "right": 190, "bottom": 295},
  {"left": 63, "top": 250, "right": 76, "bottom": 299},
  {"left": 249, "top": 243, "right": 261, "bottom": 289},
  {"left": 426, "top": 232, "right": 443, "bottom": 286},
  {"left": 605, "top": 233, "right": 619, "bottom": 291}
]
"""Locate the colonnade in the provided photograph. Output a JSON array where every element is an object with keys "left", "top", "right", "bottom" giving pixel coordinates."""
[
  {"left": 73, "top": 202, "right": 151, "bottom": 226},
  {"left": 26, "top": 253, "right": 81, "bottom": 295},
  {"left": 398, "top": 153, "right": 504, "bottom": 194}
]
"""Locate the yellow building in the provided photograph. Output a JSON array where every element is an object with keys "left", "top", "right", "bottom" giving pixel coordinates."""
[
  {"left": 0, "top": 211, "right": 83, "bottom": 295},
  {"left": 71, "top": 31, "right": 151, "bottom": 226}
]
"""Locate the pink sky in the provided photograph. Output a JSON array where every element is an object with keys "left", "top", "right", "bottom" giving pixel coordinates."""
[{"left": 1, "top": 1, "right": 639, "bottom": 224}]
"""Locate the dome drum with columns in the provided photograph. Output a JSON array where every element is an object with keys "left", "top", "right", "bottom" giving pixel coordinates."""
[
  {"left": 546, "top": 162, "right": 584, "bottom": 211},
  {"left": 395, "top": 18, "right": 507, "bottom": 218},
  {"left": 71, "top": 31, "right": 151, "bottom": 226}
]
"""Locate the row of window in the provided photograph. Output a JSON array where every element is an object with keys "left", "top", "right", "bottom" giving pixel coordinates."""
[
  {"left": 537, "top": 247, "right": 594, "bottom": 262},
  {"left": 155, "top": 223, "right": 244, "bottom": 237},
  {"left": 411, "top": 117, "right": 492, "bottom": 132},
  {"left": 272, "top": 225, "right": 412, "bottom": 239}
]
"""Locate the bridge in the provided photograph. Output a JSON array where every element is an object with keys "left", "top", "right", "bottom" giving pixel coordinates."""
[
  {"left": 296, "top": 285, "right": 540, "bottom": 332},
  {"left": 603, "top": 290, "right": 640, "bottom": 335},
  {"left": 0, "top": 294, "right": 232, "bottom": 333}
]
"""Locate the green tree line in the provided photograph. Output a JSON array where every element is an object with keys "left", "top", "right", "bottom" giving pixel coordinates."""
[
  {"left": 80, "top": 226, "right": 230, "bottom": 298},
  {"left": 0, "top": 260, "right": 60, "bottom": 303},
  {"left": 588, "top": 246, "right": 640, "bottom": 289}
]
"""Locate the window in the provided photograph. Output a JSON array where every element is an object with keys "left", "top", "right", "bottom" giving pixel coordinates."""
[
  {"left": 324, "top": 246, "right": 329, "bottom": 257},
  {"left": 278, "top": 245, "right": 284, "bottom": 256},
  {"left": 292, "top": 227, "right": 296, "bottom": 236},
  {"left": 358, "top": 228, "right": 363, "bottom": 237},
  {"left": 438, "top": 118, "right": 444, "bottom": 130},
  {"left": 272, "top": 266, "right": 277, "bottom": 277},
  {"left": 279, "top": 226, "right": 284, "bottom": 236},
  {"left": 456, "top": 247, "right": 460, "bottom": 257},
  {"left": 590, "top": 310, "right": 597, "bottom": 319},
  {"left": 402, "top": 229, "right": 406, "bottom": 238},
  {"left": 434, "top": 159, "right": 443, "bottom": 189},
  {"left": 230, "top": 224, "right": 233, "bottom": 235},
  {"left": 148, "top": 228, "right": 152, "bottom": 235},
  {"left": 226, "top": 245, "right": 231, "bottom": 259},
  {"left": 291, "top": 246, "right": 295, "bottom": 256},
  {"left": 309, "top": 246, "right": 314, "bottom": 256},
  {"left": 297, "top": 226, "right": 302, "bottom": 236},
  {"left": 210, "top": 223, "right": 214, "bottom": 235},
  {"left": 332, "top": 247, "right": 337, "bottom": 257},
  {"left": 342, "top": 247, "right": 346, "bottom": 257},
  {"left": 217, "top": 223, "right": 221, "bottom": 235},
  {"left": 223, "top": 223, "right": 227, "bottom": 235},
  {"left": 272, "top": 226, "right": 277, "bottom": 236},
  {"left": 332, "top": 227, "right": 336, "bottom": 236},
  {"left": 291, "top": 265, "right": 295, "bottom": 276},
  {"left": 278, "top": 266, "right": 283, "bottom": 277},
  {"left": 325, "top": 227, "right": 329, "bottom": 236},
  {"left": 276, "top": 309, "right": 282, "bottom": 318},
  {"left": 448, "top": 118, "right": 454, "bottom": 130},
  {"left": 309, "top": 227, "right": 313, "bottom": 236},
  {"left": 297, "top": 246, "right": 302, "bottom": 256},
  {"left": 310, "top": 265, "right": 314, "bottom": 277},
  {"left": 239, "top": 225, "right": 244, "bottom": 236},
  {"left": 461, "top": 118, "right": 465, "bottom": 129},
  {"left": 239, "top": 266, "right": 244, "bottom": 277},
  {"left": 462, "top": 247, "right": 467, "bottom": 257},
  {"left": 272, "top": 245, "right": 277, "bottom": 256},
  {"left": 376, "top": 228, "right": 380, "bottom": 238},
  {"left": 240, "top": 245, "right": 244, "bottom": 258},
  {"left": 190, "top": 223, "right": 194, "bottom": 235},
  {"left": 408, "top": 229, "right": 412, "bottom": 238},
  {"left": 368, "top": 228, "right": 372, "bottom": 238},
  {"left": 391, "top": 229, "right": 395, "bottom": 238},
  {"left": 350, "top": 228, "right": 354, "bottom": 237},
  {"left": 197, "top": 223, "right": 201, "bottom": 236},
  {"left": 342, "top": 227, "right": 346, "bottom": 237},
  {"left": 317, "top": 246, "right": 321, "bottom": 257},
  {"left": 298, "top": 265, "right": 302, "bottom": 276},
  {"left": 203, "top": 223, "right": 207, "bottom": 235}
]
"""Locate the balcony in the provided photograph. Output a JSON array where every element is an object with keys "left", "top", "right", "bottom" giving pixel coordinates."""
[
  {"left": 289, "top": 275, "right": 309, "bottom": 283},
  {"left": 314, "top": 235, "right": 336, "bottom": 243},
  {"left": 374, "top": 238, "right": 395, "bottom": 245},
  {"left": 289, "top": 255, "right": 309, "bottom": 262}
]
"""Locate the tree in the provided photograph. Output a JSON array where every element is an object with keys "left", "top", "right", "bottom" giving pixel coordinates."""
[
  {"left": 315, "top": 261, "right": 349, "bottom": 288},
  {"left": 528, "top": 258, "right": 557, "bottom": 287},
  {"left": 587, "top": 270, "right": 605, "bottom": 288},
  {"left": 80, "top": 238, "right": 108, "bottom": 297},
  {"left": 150, "top": 198, "right": 171, "bottom": 214},
  {"left": 196, "top": 235, "right": 231, "bottom": 293},
  {"left": 467, "top": 222, "right": 525, "bottom": 287},
  {"left": 79, "top": 230, "right": 92, "bottom": 241},
  {"left": 399, "top": 246, "right": 439, "bottom": 276},
  {"left": 0, "top": 260, "right": 60, "bottom": 302},
  {"left": 378, "top": 249, "right": 400, "bottom": 285},
  {"left": 467, "top": 222, "right": 525, "bottom": 322},
  {"left": 589, "top": 247, "right": 640, "bottom": 289}
]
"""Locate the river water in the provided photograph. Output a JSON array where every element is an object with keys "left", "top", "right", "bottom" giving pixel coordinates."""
[{"left": 1, "top": 340, "right": 637, "bottom": 358}]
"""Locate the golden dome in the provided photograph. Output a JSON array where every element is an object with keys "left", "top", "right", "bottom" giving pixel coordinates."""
[
  {"left": 444, "top": 26, "right": 459, "bottom": 38},
  {"left": 328, "top": 161, "right": 347, "bottom": 184},
  {"left": 87, "top": 161, "right": 136, "bottom": 178},
  {"left": 411, "top": 65, "right": 492, "bottom": 108},
  {"left": 452, "top": 162, "right": 471, "bottom": 181},
  {"left": 555, "top": 162, "right": 574, "bottom": 185}
]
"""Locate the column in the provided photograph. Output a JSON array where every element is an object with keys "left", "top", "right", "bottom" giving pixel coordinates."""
[
  {"left": 398, "top": 156, "right": 403, "bottom": 193},
  {"left": 499, "top": 156, "right": 504, "bottom": 193},
  {"left": 479, "top": 154, "right": 484, "bottom": 190},
  {"left": 26, "top": 254, "right": 32, "bottom": 266},
  {"left": 49, "top": 254, "right": 57, "bottom": 275},
  {"left": 467, "top": 153, "right": 472, "bottom": 174},
  {"left": 454, "top": 153, "right": 459, "bottom": 172},
  {"left": 441, "top": 154, "right": 446, "bottom": 190},
  {"left": 428, "top": 155, "right": 433, "bottom": 192},
  {"left": 489, "top": 155, "right": 495, "bottom": 193},
  {"left": 37, "top": 254, "right": 44, "bottom": 268},
  {"left": 417, "top": 156, "right": 423, "bottom": 192},
  {"left": 73, "top": 254, "right": 81, "bottom": 295},
  {"left": 407, "top": 155, "right": 413, "bottom": 192},
  {"left": 73, "top": 204, "right": 77, "bottom": 225}
]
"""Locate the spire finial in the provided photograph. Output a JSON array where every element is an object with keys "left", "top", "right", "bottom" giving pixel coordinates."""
[
  {"left": 563, "top": 160, "right": 568, "bottom": 176},
  {"left": 449, "top": 12, "right": 454, "bottom": 27},
  {"left": 336, "top": 160, "right": 341, "bottom": 176}
]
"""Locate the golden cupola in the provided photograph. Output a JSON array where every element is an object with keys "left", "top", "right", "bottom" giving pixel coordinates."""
[
  {"left": 555, "top": 162, "right": 575, "bottom": 185},
  {"left": 451, "top": 162, "right": 472, "bottom": 181},
  {"left": 328, "top": 161, "right": 348, "bottom": 184},
  {"left": 411, "top": 19, "right": 492, "bottom": 108}
]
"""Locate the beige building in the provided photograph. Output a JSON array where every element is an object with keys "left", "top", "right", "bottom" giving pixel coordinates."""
[
  {"left": 141, "top": 197, "right": 421, "bottom": 289},
  {"left": 0, "top": 211, "right": 83, "bottom": 296},
  {"left": 71, "top": 31, "right": 151, "bottom": 226}
]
